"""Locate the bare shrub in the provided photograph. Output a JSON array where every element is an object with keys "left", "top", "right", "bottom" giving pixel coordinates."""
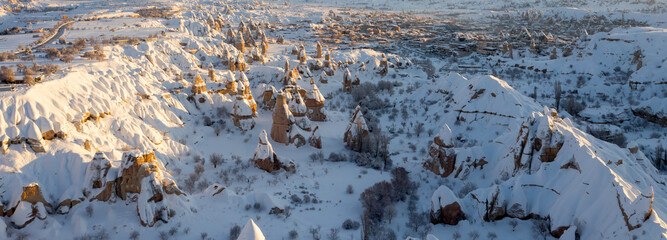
[
  {"left": 209, "top": 153, "right": 223, "bottom": 168},
  {"left": 83, "top": 45, "right": 105, "bottom": 61},
  {"left": 341, "top": 219, "right": 360, "bottom": 230},
  {"left": 458, "top": 182, "right": 477, "bottom": 198},
  {"left": 289, "top": 230, "right": 298, "bottom": 239},
  {"left": 0, "top": 66, "right": 15, "bottom": 83},
  {"left": 229, "top": 225, "right": 241, "bottom": 240},
  {"left": 61, "top": 53, "right": 74, "bottom": 63},
  {"left": 43, "top": 63, "right": 59, "bottom": 75},
  {"left": 45, "top": 47, "right": 62, "bottom": 60}
]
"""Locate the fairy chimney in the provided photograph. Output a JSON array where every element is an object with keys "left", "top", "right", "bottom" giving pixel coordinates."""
[
  {"left": 262, "top": 85, "right": 278, "bottom": 110},
  {"left": 343, "top": 67, "right": 353, "bottom": 92},
  {"left": 270, "top": 93, "right": 294, "bottom": 145},
  {"left": 304, "top": 78, "right": 326, "bottom": 121},
  {"left": 253, "top": 130, "right": 295, "bottom": 173},
  {"left": 423, "top": 124, "right": 457, "bottom": 178},
  {"left": 344, "top": 106, "right": 370, "bottom": 151},
  {"left": 316, "top": 41, "right": 323, "bottom": 58},
  {"left": 235, "top": 53, "right": 247, "bottom": 71},
  {"left": 192, "top": 74, "right": 206, "bottom": 94},
  {"left": 318, "top": 71, "right": 328, "bottom": 84},
  {"left": 234, "top": 32, "right": 246, "bottom": 53},
  {"left": 232, "top": 95, "right": 256, "bottom": 131},
  {"left": 378, "top": 53, "right": 389, "bottom": 76},
  {"left": 298, "top": 46, "right": 307, "bottom": 64},
  {"left": 288, "top": 87, "right": 311, "bottom": 131}
]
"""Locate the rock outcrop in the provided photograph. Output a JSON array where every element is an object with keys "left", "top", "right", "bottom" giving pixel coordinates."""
[
  {"left": 316, "top": 41, "right": 323, "bottom": 58},
  {"left": 343, "top": 67, "right": 353, "bottom": 92},
  {"left": 117, "top": 151, "right": 181, "bottom": 226},
  {"left": 191, "top": 74, "right": 206, "bottom": 95},
  {"left": 83, "top": 152, "right": 116, "bottom": 202},
  {"left": 304, "top": 79, "right": 326, "bottom": 121},
  {"left": 423, "top": 124, "right": 456, "bottom": 177},
  {"left": 430, "top": 186, "right": 465, "bottom": 225},
  {"left": 232, "top": 95, "right": 256, "bottom": 131},
  {"left": 253, "top": 130, "right": 295, "bottom": 173},
  {"left": 287, "top": 87, "right": 311, "bottom": 131},
  {"left": 270, "top": 93, "right": 294, "bottom": 145},
  {"left": 344, "top": 106, "right": 369, "bottom": 151},
  {"left": 262, "top": 85, "right": 277, "bottom": 110}
]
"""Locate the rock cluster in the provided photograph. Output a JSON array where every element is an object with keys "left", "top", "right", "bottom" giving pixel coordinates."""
[{"left": 269, "top": 91, "right": 320, "bottom": 148}]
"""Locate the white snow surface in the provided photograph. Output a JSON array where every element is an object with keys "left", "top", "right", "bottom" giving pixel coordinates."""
[{"left": 0, "top": 0, "right": 664, "bottom": 239}]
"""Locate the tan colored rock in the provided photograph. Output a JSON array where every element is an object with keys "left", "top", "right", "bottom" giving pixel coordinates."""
[
  {"left": 192, "top": 74, "right": 206, "bottom": 95},
  {"left": 235, "top": 53, "right": 247, "bottom": 72},
  {"left": 270, "top": 93, "right": 294, "bottom": 145},
  {"left": 298, "top": 45, "right": 307, "bottom": 64},
  {"left": 378, "top": 53, "right": 389, "bottom": 76},
  {"left": 234, "top": 32, "right": 246, "bottom": 53},
  {"left": 316, "top": 41, "right": 323, "bottom": 58},
  {"left": 262, "top": 85, "right": 277, "bottom": 110},
  {"left": 0, "top": 135, "right": 8, "bottom": 154},
  {"left": 304, "top": 78, "right": 326, "bottom": 121},
  {"left": 117, "top": 151, "right": 160, "bottom": 200}
]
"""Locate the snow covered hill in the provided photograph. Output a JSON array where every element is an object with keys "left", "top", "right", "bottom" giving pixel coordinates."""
[{"left": 0, "top": 0, "right": 664, "bottom": 239}]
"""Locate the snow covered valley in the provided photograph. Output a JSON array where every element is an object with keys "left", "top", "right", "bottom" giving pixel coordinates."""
[{"left": 0, "top": 0, "right": 664, "bottom": 239}]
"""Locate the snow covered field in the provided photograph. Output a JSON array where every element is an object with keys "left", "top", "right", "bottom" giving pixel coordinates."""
[{"left": 0, "top": 0, "right": 664, "bottom": 239}]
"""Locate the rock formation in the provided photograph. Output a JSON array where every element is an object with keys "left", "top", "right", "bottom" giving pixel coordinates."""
[
  {"left": 423, "top": 124, "right": 456, "bottom": 177},
  {"left": 298, "top": 45, "right": 307, "bottom": 64},
  {"left": 318, "top": 71, "right": 328, "bottom": 84},
  {"left": 323, "top": 49, "right": 336, "bottom": 76},
  {"left": 378, "top": 53, "right": 389, "bottom": 76},
  {"left": 343, "top": 67, "right": 353, "bottom": 92},
  {"left": 192, "top": 74, "right": 206, "bottom": 95},
  {"left": 344, "top": 106, "right": 369, "bottom": 151},
  {"left": 234, "top": 53, "right": 247, "bottom": 72},
  {"left": 262, "top": 85, "right": 277, "bottom": 110},
  {"left": 83, "top": 152, "right": 116, "bottom": 202},
  {"left": 430, "top": 186, "right": 465, "bottom": 225},
  {"left": 304, "top": 78, "right": 326, "bottom": 121},
  {"left": 316, "top": 41, "right": 323, "bottom": 58},
  {"left": 287, "top": 87, "right": 311, "bottom": 131},
  {"left": 24, "top": 120, "right": 45, "bottom": 152},
  {"left": 270, "top": 92, "right": 294, "bottom": 145},
  {"left": 232, "top": 95, "right": 256, "bottom": 131},
  {"left": 234, "top": 32, "right": 245, "bottom": 53},
  {"left": 117, "top": 151, "right": 182, "bottom": 226},
  {"left": 253, "top": 130, "right": 295, "bottom": 173},
  {"left": 237, "top": 72, "right": 257, "bottom": 112}
]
